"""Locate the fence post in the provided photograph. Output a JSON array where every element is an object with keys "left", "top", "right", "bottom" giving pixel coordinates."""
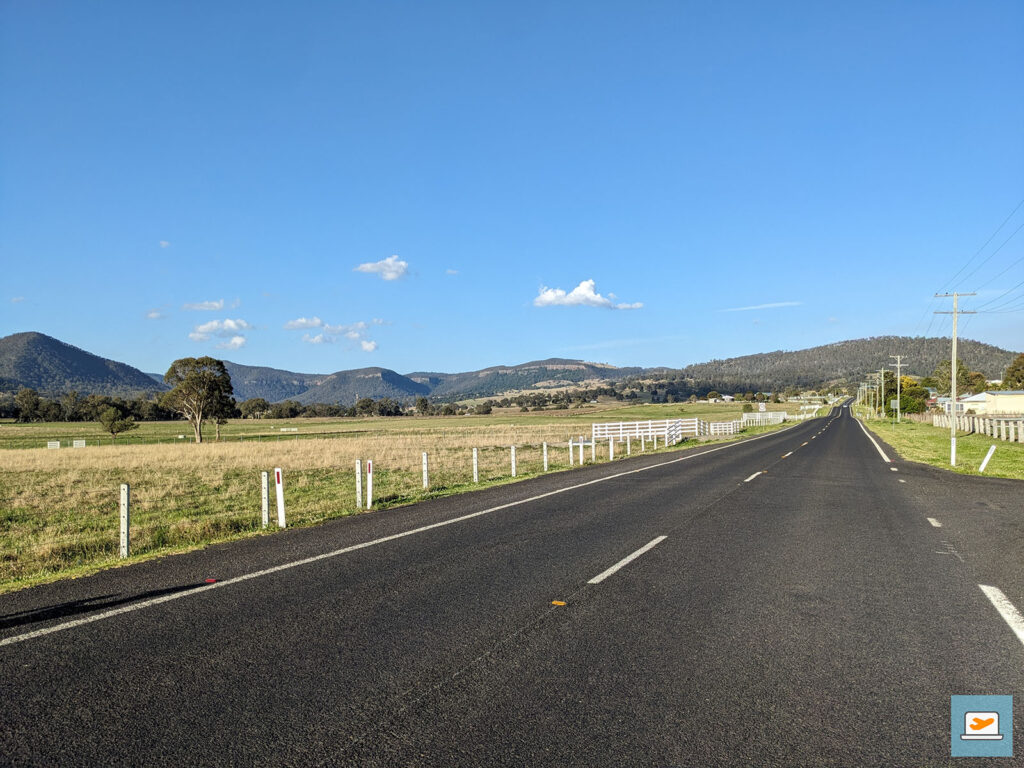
[
  {"left": 511, "top": 445, "right": 517, "bottom": 477},
  {"left": 119, "top": 483, "right": 130, "bottom": 558},
  {"left": 274, "top": 467, "right": 286, "bottom": 528},
  {"left": 355, "top": 460, "right": 363, "bottom": 508},
  {"left": 543, "top": 442, "right": 549, "bottom": 471},
  {"left": 422, "top": 452, "right": 429, "bottom": 489},
  {"left": 609, "top": 438, "right": 614, "bottom": 460},
  {"left": 261, "top": 471, "right": 269, "bottom": 528},
  {"left": 366, "top": 460, "right": 373, "bottom": 509}
]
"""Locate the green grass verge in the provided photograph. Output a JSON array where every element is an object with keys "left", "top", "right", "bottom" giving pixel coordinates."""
[{"left": 861, "top": 418, "right": 1024, "bottom": 480}]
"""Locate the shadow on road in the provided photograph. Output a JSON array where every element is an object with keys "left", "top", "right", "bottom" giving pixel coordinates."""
[{"left": 0, "top": 584, "right": 203, "bottom": 631}]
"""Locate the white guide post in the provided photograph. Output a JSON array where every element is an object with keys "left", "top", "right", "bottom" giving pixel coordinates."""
[
  {"left": 980, "top": 445, "right": 997, "bottom": 473},
  {"left": 609, "top": 438, "right": 614, "bottom": 460},
  {"left": 568, "top": 440, "right": 574, "bottom": 466},
  {"left": 119, "top": 483, "right": 130, "bottom": 559},
  {"left": 261, "top": 471, "right": 269, "bottom": 528},
  {"left": 627, "top": 435, "right": 631, "bottom": 455},
  {"left": 366, "top": 460, "right": 373, "bottom": 509},
  {"left": 641, "top": 435, "right": 646, "bottom": 452},
  {"left": 472, "top": 448, "right": 479, "bottom": 483},
  {"left": 590, "top": 439, "right": 595, "bottom": 463},
  {"left": 355, "top": 460, "right": 363, "bottom": 508},
  {"left": 579, "top": 436, "right": 585, "bottom": 465},
  {"left": 543, "top": 442, "right": 549, "bottom": 471},
  {"left": 511, "top": 445, "right": 517, "bottom": 477},
  {"left": 654, "top": 434, "right": 658, "bottom": 450},
  {"left": 422, "top": 452, "right": 429, "bottom": 490},
  {"left": 274, "top": 467, "right": 286, "bottom": 528}
]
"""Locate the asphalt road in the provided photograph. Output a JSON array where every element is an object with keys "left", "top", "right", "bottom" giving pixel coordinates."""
[{"left": 3, "top": 404, "right": 1024, "bottom": 766}]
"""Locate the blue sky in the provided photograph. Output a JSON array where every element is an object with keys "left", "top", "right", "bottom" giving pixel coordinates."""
[{"left": 2, "top": 1, "right": 1022, "bottom": 375}]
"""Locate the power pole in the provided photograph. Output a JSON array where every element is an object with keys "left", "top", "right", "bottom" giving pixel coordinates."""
[
  {"left": 877, "top": 368, "right": 886, "bottom": 419},
  {"left": 889, "top": 355, "right": 905, "bottom": 423},
  {"left": 935, "top": 292, "right": 976, "bottom": 466}
]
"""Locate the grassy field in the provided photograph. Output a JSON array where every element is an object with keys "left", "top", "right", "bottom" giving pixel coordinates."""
[
  {"left": 0, "top": 402, "right": 805, "bottom": 594},
  {"left": 0, "top": 400, "right": 801, "bottom": 449},
  {"left": 861, "top": 414, "right": 1024, "bottom": 480}
]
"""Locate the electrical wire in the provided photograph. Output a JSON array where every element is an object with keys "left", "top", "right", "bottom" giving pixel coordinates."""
[{"left": 937, "top": 195, "right": 1024, "bottom": 293}]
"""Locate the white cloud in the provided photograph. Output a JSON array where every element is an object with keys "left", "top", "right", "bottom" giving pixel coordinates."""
[
  {"left": 217, "top": 335, "right": 246, "bottom": 350},
  {"left": 292, "top": 316, "right": 381, "bottom": 349},
  {"left": 721, "top": 301, "right": 802, "bottom": 312},
  {"left": 189, "top": 318, "right": 252, "bottom": 342},
  {"left": 10, "top": 296, "right": 25, "bottom": 303},
  {"left": 183, "top": 299, "right": 224, "bottom": 311},
  {"left": 159, "top": 240, "right": 171, "bottom": 248},
  {"left": 146, "top": 309, "right": 165, "bottom": 320},
  {"left": 284, "top": 316, "right": 324, "bottom": 329},
  {"left": 445, "top": 268, "right": 459, "bottom": 275},
  {"left": 354, "top": 254, "right": 408, "bottom": 281},
  {"left": 533, "top": 279, "right": 643, "bottom": 310}
]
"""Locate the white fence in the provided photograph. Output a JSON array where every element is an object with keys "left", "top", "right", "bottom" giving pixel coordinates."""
[
  {"left": 593, "top": 411, "right": 798, "bottom": 443},
  {"left": 933, "top": 414, "right": 1024, "bottom": 443}
]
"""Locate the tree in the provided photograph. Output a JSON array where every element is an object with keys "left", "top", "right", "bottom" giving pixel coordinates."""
[
  {"left": 1002, "top": 353, "right": 1024, "bottom": 390},
  {"left": 706, "top": 390, "right": 720, "bottom": 401},
  {"left": 240, "top": 398, "right": 271, "bottom": 419},
  {"left": 61, "top": 390, "right": 83, "bottom": 422},
  {"left": 931, "top": 359, "right": 975, "bottom": 396},
  {"left": 98, "top": 406, "right": 139, "bottom": 442},
  {"left": 161, "top": 357, "right": 234, "bottom": 444},
  {"left": 415, "top": 396, "right": 432, "bottom": 416},
  {"left": 211, "top": 389, "right": 236, "bottom": 441},
  {"left": 355, "top": 398, "right": 376, "bottom": 416},
  {"left": 14, "top": 388, "right": 40, "bottom": 422}
]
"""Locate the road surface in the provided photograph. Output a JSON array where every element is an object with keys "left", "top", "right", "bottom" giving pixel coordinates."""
[{"left": 3, "top": 404, "right": 1024, "bottom": 766}]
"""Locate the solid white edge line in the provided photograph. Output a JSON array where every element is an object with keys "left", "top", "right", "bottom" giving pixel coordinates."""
[
  {"left": 588, "top": 536, "right": 667, "bottom": 584},
  {"left": 782, "top": 452, "right": 793, "bottom": 458},
  {"left": 979, "top": 585, "right": 1024, "bottom": 648},
  {"left": 1, "top": 420, "right": 808, "bottom": 648},
  {"left": 927, "top": 517, "right": 942, "bottom": 527},
  {"left": 743, "top": 472, "right": 762, "bottom": 483},
  {"left": 854, "top": 417, "right": 891, "bottom": 463}
]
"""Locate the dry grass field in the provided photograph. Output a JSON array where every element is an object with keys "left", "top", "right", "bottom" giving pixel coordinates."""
[{"left": 0, "top": 402, "right": 805, "bottom": 593}]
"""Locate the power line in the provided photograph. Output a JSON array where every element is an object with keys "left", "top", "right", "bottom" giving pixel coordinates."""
[
  {"left": 938, "top": 195, "right": 1024, "bottom": 293},
  {"left": 962, "top": 219, "right": 1024, "bottom": 288}
]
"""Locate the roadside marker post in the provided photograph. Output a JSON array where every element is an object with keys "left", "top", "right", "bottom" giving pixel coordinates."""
[
  {"left": 579, "top": 436, "right": 585, "bottom": 465},
  {"left": 609, "top": 438, "right": 614, "bottom": 461},
  {"left": 590, "top": 439, "right": 595, "bottom": 463},
  {"left": 627, "top": 436, "right": 631, "bottom": 456},
  {"left": 366, "top": 460, "right": 373, "bottom": 509},
  {"left": 355, "top": 460, "right": 363, "bottom": 508},
  {"left": 654, "top": 435, "right": 658, "bottom": 450},
  {"left": 422, "top": 452, "right": 429, "bottom": 490},
  {"left": 568, "top": 440, "right": 574, "bottom": 466},
  {"left": 274, "top": 467, "right": 286, "bottom": 528},
  {"left": 511, "top": 446, "right": 517, "bottom": 477},
  {"left": 119, "top": 483, "right": 130, "bottom": 559},
  {"left": 980, "top": 445, "right": 997, "bottom": 473},
  {"left": 641, "top": 435, "right": 646, "bottom": 452},
  {"left": 260, "top": 471, "right": 269, "bottom": 528},
  {"left": 472, "top": 448, "right": 479, "bottom": 483},
  {"left": 543, "top": 442, "right": 549, "bottom": 472}
]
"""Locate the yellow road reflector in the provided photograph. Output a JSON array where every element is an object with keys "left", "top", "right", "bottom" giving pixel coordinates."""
[{"left": 551, "top": 600, "right": 566, "bottom": 606}]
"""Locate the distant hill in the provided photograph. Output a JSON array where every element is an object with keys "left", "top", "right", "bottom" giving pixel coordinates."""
[
  {"left": 222, "top": 361, "right": 324, "bottom": 402},
  {"left": 0, "top": 332, "right": 166, "bottom": 397},
  {"left": 291, "top": 367, "right": 429, "bottom": 405},
  {"left": 674, "top": 336, "right": 1019, "bottom": 392},
  {"left": 407, "top": 358, "right": 641, "bottom": 399}
]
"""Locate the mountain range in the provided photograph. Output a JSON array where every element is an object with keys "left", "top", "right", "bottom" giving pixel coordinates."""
[{"left": 0, "top": 331, "right": 1019, "bottom": 404}]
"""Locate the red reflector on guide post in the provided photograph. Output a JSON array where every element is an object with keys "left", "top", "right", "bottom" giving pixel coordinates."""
[
  {"left": 205, "top": 579, "right": 217, "bottom": 584},
  {"left": 275, "top": 470, "right": 281, "bottom": 484}
]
